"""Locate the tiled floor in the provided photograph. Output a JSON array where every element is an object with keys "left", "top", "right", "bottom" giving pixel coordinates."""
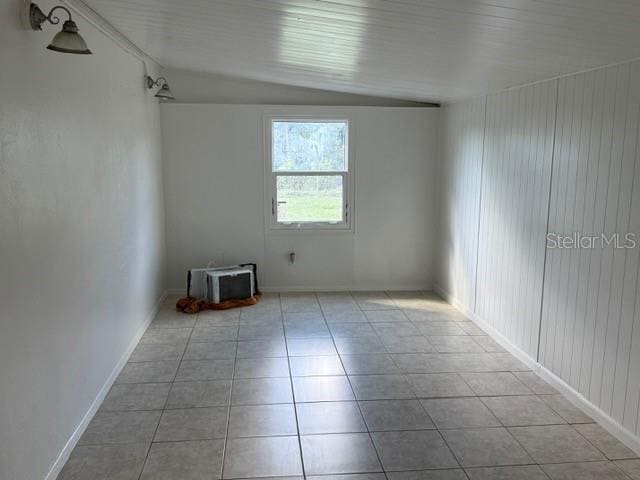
[{"left": 58, "top": 291, "right": 640, "bottom": 480}]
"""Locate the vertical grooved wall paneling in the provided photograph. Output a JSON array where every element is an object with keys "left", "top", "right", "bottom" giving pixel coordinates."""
[
  {"left": 475, "top": 81, "right": 558, "bottom": 358},
  {"left": 439, "top": 59, "right": 640, "bottom": 441},
  {"left": 539, "top": 60, "right": 640, "bottom": 435},
  {"left": 438, "top": 98, "right": 486, "bottom": 313}
]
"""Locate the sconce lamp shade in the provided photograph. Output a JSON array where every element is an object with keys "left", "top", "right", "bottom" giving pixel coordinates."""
[
  {"left": 46, "top": 19, "right": 92, "bottom": 54},
  {"left": 28, "top": 2, "right": 92, "bottom": 54}
]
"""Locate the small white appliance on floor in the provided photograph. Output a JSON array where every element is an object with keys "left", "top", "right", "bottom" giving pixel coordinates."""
[
  {"left": 187, "top": 264, "right": 256, "bottom": 303},
  {"left": 205, "top": 266, "right": 254, "bottom": 303}
]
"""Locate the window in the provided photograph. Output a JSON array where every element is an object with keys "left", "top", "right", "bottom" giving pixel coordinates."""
[{"left": 266, "top": 117, "right": 353, "bottom": 230}]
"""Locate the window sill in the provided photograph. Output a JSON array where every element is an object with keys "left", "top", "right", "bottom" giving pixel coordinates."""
[{"left": 267, "top": 224, "right": 354, "bottom": 234}]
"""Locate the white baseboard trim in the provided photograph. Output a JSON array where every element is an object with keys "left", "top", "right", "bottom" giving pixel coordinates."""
[
  {"left": 534, "top": 361, "right": 640, "bottom": 455},
  {"left": 434, "top": 283, "right": 640, "bottom": 456},
  {"left": 168, "top": 286, "right": 432, "bottom": 294},
  {"left": 44, "top": 290, "right": 169, "bottom": 480},
  {"left": 260, "top": 285, "right": 432, "bottom": 293}
]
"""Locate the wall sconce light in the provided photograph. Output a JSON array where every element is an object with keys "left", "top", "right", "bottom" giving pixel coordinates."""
[
  {"left": 28, "top": 2, "right": 92, "bottom": 54},
  {"left": 146, "top": 76, "right": 175, "bottom": 100}
]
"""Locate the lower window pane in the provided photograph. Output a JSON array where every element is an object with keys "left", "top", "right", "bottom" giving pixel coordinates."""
[{"left": 276, "top": 175, "right": 344, "bottom": 223}]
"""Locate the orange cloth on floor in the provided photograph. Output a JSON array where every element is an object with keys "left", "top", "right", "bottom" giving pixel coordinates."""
[{"left": 176, "top": 294, "right": 260, "bottom": 314}]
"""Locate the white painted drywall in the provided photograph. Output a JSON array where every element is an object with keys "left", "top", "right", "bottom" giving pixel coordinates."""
[
  {"left": 437, "top": 59, "right": 640, "bottom": 447},
  {"left": 161, "top": 67, "right": 432, "bottom": 106},
  {"left": 161, "top": 104, "right": 439, "bottom": 291},
  {"left": 0, "top": 1, "right": 166, "bottom": 479}
]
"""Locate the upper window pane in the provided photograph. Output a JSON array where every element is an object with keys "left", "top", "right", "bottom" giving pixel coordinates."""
[{"left": 272, "top": 121, "right": 347, "bottom": 172}]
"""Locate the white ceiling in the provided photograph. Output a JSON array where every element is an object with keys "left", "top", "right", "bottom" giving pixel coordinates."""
[{"left": 82, "top": 0, "right": 640, "bottom": 102}]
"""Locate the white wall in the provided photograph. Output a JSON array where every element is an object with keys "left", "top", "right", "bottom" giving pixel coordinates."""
[
  {"left": 161, "top": 104, "right": 439, "bottom": 291},
  {"left": 540, "top": 62, "right": 640, "bottom": 437},
  {"left": 476, "top": 82, "right": 558, "bottom": 358},
  {"left": 437, "top": 59, "right": 640, "bottom": 449},
  {"left": 161, "top": 67, "right": 432, "bottom": 106},
  {"left": 0, "top": 1, "right": 166, "bottom": 479},
  {"left": 437, "top": 97, "right": 486, "bottom": 312}
]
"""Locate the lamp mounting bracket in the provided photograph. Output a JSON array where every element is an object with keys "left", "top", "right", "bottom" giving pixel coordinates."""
[
  {"left": 146, "top": 76, "right": 168, "bottom": 89},
  {"left": 30, "top": 3, "right": 72, "bottom": 30}
]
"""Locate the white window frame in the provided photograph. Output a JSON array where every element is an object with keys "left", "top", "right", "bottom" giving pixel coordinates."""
[{"left": 264, "top": 115, "right": 355, "bottom": 232}]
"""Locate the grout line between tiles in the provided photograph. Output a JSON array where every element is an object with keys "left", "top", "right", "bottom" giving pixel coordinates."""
[
  {"left": 219, "top": 335, "right": 240, "bottom": 480},
  {"left": 319, "top": 292, "right": 393, "bottom": 480},
  {"left": 281, "top": 294, "right": 309, "bottom": 480},
  {"left": 136, "top": 313, "right": 196, "bottom": 480}
]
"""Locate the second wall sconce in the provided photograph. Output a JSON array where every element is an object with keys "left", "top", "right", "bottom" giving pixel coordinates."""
[
  {"left": 146, "top": 76, "right": 175, "bottom": 100},
  {"left": 27, "top": 2, "right": 92, "bottom": 54}
]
